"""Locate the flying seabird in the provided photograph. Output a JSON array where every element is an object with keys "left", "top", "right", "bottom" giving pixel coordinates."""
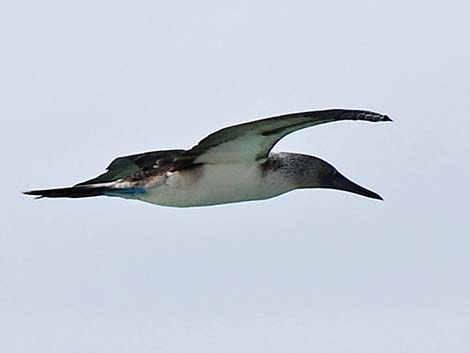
[{"left": 24, "top": 109, "right": 391, "bottom": 207}]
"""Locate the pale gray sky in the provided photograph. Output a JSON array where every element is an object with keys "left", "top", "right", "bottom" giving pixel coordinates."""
[{"left": 1, "top": 0, "right": 469, "bottom": 352}]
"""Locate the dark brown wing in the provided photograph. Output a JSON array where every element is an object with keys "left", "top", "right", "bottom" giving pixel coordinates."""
[{"left": 79, "top": 109, "right": 391, "bottom": 184}]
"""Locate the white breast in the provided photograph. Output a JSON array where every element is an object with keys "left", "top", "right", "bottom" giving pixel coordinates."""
[{"left": 137, "top": 163, "right": 294, "bottom": 207}]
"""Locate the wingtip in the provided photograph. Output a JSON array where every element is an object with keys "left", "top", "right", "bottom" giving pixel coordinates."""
[{"left": 354, "top": 110, "right": 393, "bottom": 123}]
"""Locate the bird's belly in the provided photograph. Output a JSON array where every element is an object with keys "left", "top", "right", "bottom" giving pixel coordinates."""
[{"left": 137, "top": 164, "right": 290, "bottom": 207}]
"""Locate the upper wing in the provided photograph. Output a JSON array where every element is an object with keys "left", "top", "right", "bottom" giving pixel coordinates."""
[{"left": 183, "top": 109, "right": 391, "bottom": 164}]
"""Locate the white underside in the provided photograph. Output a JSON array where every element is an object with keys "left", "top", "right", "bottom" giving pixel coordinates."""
[{"left": 134, "top": 163, "right": 295, "bottom": 207}]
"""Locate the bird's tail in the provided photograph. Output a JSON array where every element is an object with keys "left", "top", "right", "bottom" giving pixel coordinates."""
[{"left": 23, "top": 185, "right": 112, "bottom": 199}]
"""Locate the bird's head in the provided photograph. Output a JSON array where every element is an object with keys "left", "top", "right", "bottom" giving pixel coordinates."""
[{"left": 278, "top": 153, "right": 383, "bottom": 200}]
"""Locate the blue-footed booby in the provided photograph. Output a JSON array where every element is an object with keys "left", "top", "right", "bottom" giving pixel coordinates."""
[{"left": 25, "top": 109, "right": 391, "bottom": 207}]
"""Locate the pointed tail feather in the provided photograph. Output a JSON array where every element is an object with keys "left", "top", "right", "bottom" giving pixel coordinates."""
[{"left": 23, "top": 186, "right": 111, "bottom": 199}]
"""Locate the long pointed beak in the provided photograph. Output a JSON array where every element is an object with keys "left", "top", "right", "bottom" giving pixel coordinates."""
[{"left": 330, "top": 172, "right": 383, "bottom": 200}]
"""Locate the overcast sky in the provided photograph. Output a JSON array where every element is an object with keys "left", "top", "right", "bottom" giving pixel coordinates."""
[{"left": 1, "top": 0, "right": 469, "bottom": 352}]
